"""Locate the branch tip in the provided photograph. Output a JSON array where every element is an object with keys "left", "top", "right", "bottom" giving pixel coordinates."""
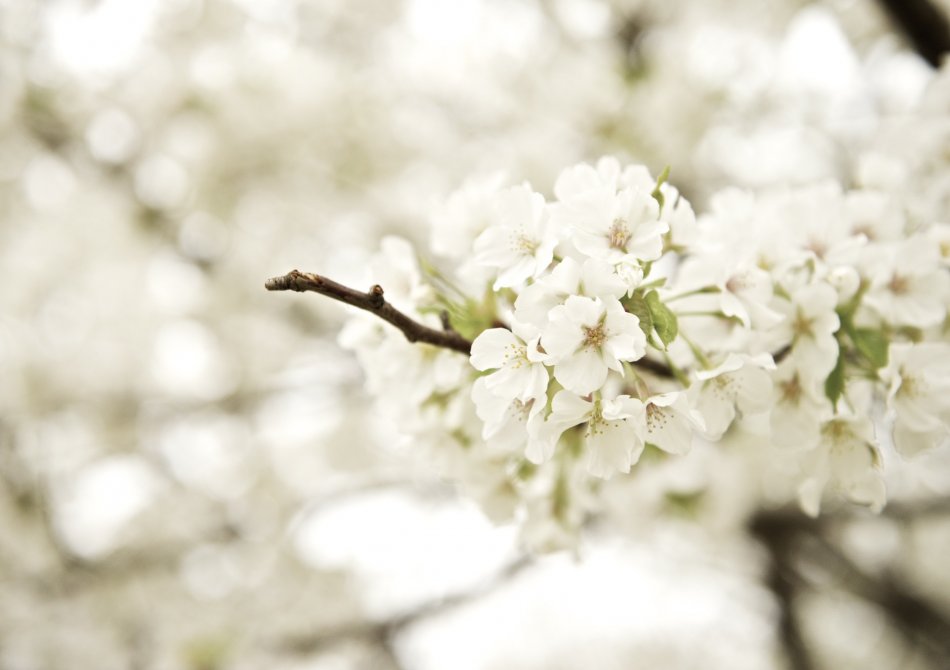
[{"left": 264, "top": 269, "right": 473, "bottom": 355}]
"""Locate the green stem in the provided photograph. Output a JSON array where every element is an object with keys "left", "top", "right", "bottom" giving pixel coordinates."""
[{"left": 664, "top": 286, "right": 720, "bottom": 302}]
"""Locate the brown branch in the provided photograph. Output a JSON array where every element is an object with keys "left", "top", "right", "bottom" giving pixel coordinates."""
[
  {"left": 875, "top": 0, "right": 950, "bottom": 67},
  {"left": 265, "top": 270, "right": 699, "bottom": 380},
  {"left": 266, "top": 270, "right": 473, "bottom": 354}
]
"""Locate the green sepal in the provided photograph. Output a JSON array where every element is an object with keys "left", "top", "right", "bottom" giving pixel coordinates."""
[{"left": 651, "top": 165, "right": 671, "bottom": 212}]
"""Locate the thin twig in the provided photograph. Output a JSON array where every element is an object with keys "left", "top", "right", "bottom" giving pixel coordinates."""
[
  {"left": 875, "top": 0, "right": 950, "bottom": 67},
  {"left": 266, "top": 269, "right": 682, "bottom": 379},
  {"left": 266, "top": 270, "right": 473, "bottom": 354}
]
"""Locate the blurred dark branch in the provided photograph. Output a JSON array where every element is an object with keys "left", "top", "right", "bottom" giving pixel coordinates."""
[
  {"left": 807, "top": 534, "right": 950, "bottom": 664},
  {"left": 750, "top": 507, "right": 950, "bottom": 668},
  {"left": 749, "top": 514, "right": 815, "bottom": 670},
  {"left": 874, "top": 0, "right": 950, "bottom": 67},
  {"left": 266, "top": 270, "right": 472, "bottom": 354}
]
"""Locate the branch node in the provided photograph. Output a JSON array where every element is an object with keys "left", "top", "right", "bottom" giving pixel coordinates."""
[{"left": 368, "top": 284, "right": 385, "bottom": 309}]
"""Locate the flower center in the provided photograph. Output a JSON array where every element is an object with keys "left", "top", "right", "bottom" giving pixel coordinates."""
[
  {"left": 712, "top": 374, "right": 736, "bottom": 400},
  {"left": 897, "top": 367, "right": 920, "bottom": 398},
  {"left": 792, "top": 309, "right": 813, "bottom": 338},
  {"left": 582, "top": 323, "right": 608, "bottom": 349},
  {"left": 778, "top": 375, "right": 802, "bottom": 405},
  {"left": 607, "top": 218, "right": 631, "bottom": 251},
  {"left": 726, "top": 274, "right": 747, "bottom": 293},
  {"left": 806, "top": 239, "right": 827, "bottom": 259},
  {"left": 511, "top": 232, "right": 538, "bottom": 254},
  {"left": 587, "top": 403, "right": 607, "bottom": 437},
  {"left": 821, "top": 419, "right": 864, "bottom": 455},
  {"left": 503, "top": 343, "right": 529, "bottom": 369},
  {"left": 507, "top": 398, "right": 533, "bottom": 423},
  {"left": 646, "top": 403, "right": 669, "bottom": 432},
  {"left": 888, "top": 273, "right": 910, "bottom": 295}
]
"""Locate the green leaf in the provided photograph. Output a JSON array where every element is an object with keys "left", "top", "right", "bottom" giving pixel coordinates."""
[
  {"left": 645, "top": 290, "right": 678, "bottom": 348},
  {"left": 852, "top": 328, "right": 889, "bottom": 369},
  {"left": 824, "top": 354, "right": 845, "bottom": 409},
  {"left": 623, "top": 293, "right": 654, "bottom": 342}
]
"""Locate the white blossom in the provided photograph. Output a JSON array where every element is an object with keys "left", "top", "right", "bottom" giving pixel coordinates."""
[
  {"left": 537, "top": 390, "right": 647, "bottom": 478},
  {"left": 797, "top": 415, "right": 885, "bottom": 517},
  {"left": 769, "top": 359, "right": 831, "bottom": 451},
  {"left": 471, "top": 377, "right": 545, "bottom": 455},
  {"left": 773, "top": 281, "right": 841, "bottom": 384},
  {"left": 864, "top": 235, "right": 949, "bottom": 328},
  {"left": 691, "top": 353, "right": 775, "bottom": 440},
  {"left": 541, "top": 295, "right": 646, "bottom": 395},
  {"left": 644, "top": 391, "right": 705, "bottom": 455},
  {"left": 473, "top": 184, "right": 558, "bottom": 289},
  {"left": 513, "top": 256, "right": 626, "bottom": 329},
  {"left": 470, "top": 326, "right": 548, "bottom": 403},
  {"left": 881, "top": 343, "right": 950, "bottom": 457},
  {"left": 565, "top": 186, "right": 667, "bottom": 265}
]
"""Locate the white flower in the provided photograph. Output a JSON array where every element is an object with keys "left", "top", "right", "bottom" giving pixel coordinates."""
[
  {"left": 541, "top": 295, "right": 646, "bottom": 395},
  {"left": 553, "top": 157, "right": 661, "bottom": 208},
  {"left": 925, "top": 222, "right": 950, "bottom": 268},
  {"left": 774, "top": 282, "right": 841, "bottom": 383},
  {"left": 473, "top": 184, "right": 557, "bottom": 290},
  {"left": 797, "top": 415, "right": 885, "bottom": 517},
  {"left": 564, "top": 186, "right": 667, "bottom": 265},
  {"left": 769, "top": 359, "right": 830, "bottom": 451},
  {"left": 471, "top": 377, "right": 545, "bottom": 454},
  {"left": 864, "top": 235, "right": 949, "bottom": 329},
  {"left": 513, "top": 256, "right": 626, "bottom": 329},
  {"left": 658, "top": 182, "right": 697, "bottom": 249},
  {"left": 778, "top": 182, "right": 864, "bottom": 268},
  {"left": 644, "top": 391, "right": 704, "bottom": 455},
  {"left": 881, "top": 343, "right": 950, "bottom": 457},
  {"left": 536, "top": 390, "right": 646, "bottom": 478},
  {"left": 719, "top": 265, "right": 783, "bottom": 329},
  {"left": 470, "top": 326, "right": 548, "bottom": 403},
  {"left": 674, "top": 257, "right": 782, "bottom": 330},
  {"left": 845, "top": 189, "right": 904, "bottom": 243},
  {"left": 340, "top": 319, "right": 467, "bottom": 405},
  {"left": 691, "top": 353, "right": 775, "bottom": 440},
  {"left": 431, "top": 171, "right": 507, "bottom": 260}
]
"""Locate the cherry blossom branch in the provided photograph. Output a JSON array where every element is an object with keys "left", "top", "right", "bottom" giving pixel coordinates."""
[
  {"left": 265, "top": 270, "right": 473, "bottom": 354},
  {"left": 876, "top": 0, "right": 950, "bottom": 67},
  {"left": 267, "top": 270, "right": 688, "bottom": 379}
]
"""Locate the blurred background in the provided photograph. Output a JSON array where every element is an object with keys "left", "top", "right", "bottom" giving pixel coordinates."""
[{"left": 2, "top": 0, "right": 950, "bottom": 668}]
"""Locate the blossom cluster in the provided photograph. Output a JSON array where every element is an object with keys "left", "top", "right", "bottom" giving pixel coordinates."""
[{"left": 342, "top": 157, "right": 950, "bottom": 548}]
